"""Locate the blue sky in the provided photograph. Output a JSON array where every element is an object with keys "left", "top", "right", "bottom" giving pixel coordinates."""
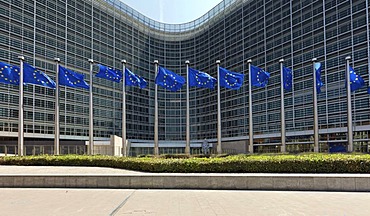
[{"left": 120, "top": 0, "right": 223, "bottom": 24}]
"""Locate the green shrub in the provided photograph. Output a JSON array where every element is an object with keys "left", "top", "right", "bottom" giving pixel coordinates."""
[
  {"left": 191, "top": 154, "right": 210, "bottom": 158},
  {"left": 211, "top": 153, "right": 230, "bottom": 158},
  {"left": 1, "top": 153, "right": 370, "bottom": 173},
  {"left": 137, "top": 154, "right": 154, "bottom": 158},
  {"left": 159, "top": 154, "right": 190, "bottom": 159}
]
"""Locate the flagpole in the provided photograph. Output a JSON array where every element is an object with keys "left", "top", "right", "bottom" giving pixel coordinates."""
[
  {"left": 247, "top": 59, "right": 253, "bottom": 153},
  {"left": 279, "top": 59, "right": 286, "bottom": 153},
  {"left": 121, "top": 60, "right": 127, "bottom": 157},
  {"left": 216, "top": 60, "right": 222, "bottom": 154},
  {"left": 312, "top": 58, "right": 319, "bottom": 152},
  {"left": 154, "top": 60, "right": 159, "bottom": 156},
  {"left": 185, "top": 60, "right": 190, "bottom": 155},
  {"left": 54, "top": 58, "right": 60, "bottom": 155},
  {"left": 345, "top": 56, "right": 353, "bottom": 152},
  {"left": 18, "top": 56, "right": 24, "bottom": 156},
  {"left": 88, "top": 58, "right": 94, "bottom": 155}
]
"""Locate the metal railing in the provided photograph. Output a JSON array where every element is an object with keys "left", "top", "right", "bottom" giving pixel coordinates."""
[
  {"left": 4, "top": 143, "right": 366, "bottom": 156},
  {"left": 0, "top": 145, "right": 87, "bottom": 156},
  {"left": 0, "top": 145, "right": 238, "bottom": 156}
]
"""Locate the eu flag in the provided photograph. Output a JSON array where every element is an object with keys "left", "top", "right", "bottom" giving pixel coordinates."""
[
  {"left": 11, "top": 63, "right": 56, "bottom": 88},
  {"left": 96, "top": 64, "right": 122, "bottom": 83},
  {"left": 0, "top": 62, "right": 19, "bottom": 85},
  {"left": 283, "top": 66, "right": 292, "bottom": 91},
  {"left": 189, "top": 67, "right": 216, "bottom": 89},
  {"left": 139, "top": 76, "right": 147, "bottom": 89},
  {"left": 251, "top": 65, "right": 270, "bottom": 87},
  {"left": 315, "top": 63, "right": 324, "bottom": 94},
  {"left": 368, "top": 87, "right": 370, "bottom": 94},
  {"left": 348, "top": 66, "right": 365, "bottom": 92},
  {"left": 125, "top": 68, "right": 147, "bottom": 89},
  {"left": 219, "top": 67, "right": 244, "bottom": 90},
  {"left": 59, "top": 66, "right": 89, "bottom": 89},
  {"left": 155, "top": 66, "right": 185, "bottom": 92}
]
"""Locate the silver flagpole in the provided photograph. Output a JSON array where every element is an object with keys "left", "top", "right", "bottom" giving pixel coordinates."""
[
  {"left": 312, "top": 58, "right": 319, "bottom": 152},
  {"left": 18, "top": 56, "right": 25, "bottom": 156},
  {"left": 185, "top": 60, "right": 190, "bottom": 155},
  {"left": 88, "top": 59, "right": 94, "bottom": 155},
  {"left": 154, "top": 60, "right": 159, "bottom": 156},
  {"left": 279, "top": 59, "right": 286, "bottom": 153},
  {"left": 247, "top": 59, "right": 253, "bottom": 153},
  {"left": 216, "top": 60, "right": 222, "bottom": 154},
  {"left": 345, "top": 56, "right": 353, "bottom": 152},
  {"left": 121, "top": 60, "right": 127, "bottom": 157},
  {"left": 54, "top": 58, "right": 60, "bottom": 155}
]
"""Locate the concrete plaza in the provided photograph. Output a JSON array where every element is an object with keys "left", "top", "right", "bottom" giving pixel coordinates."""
[
  {"left": 0, "top": 188, "right": 370, "bottom": 215},
  {"left": 1, "top": 166, "right": 370, "bottom": 215}
]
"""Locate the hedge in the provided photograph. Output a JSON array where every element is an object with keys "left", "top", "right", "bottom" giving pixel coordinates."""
[{"left": 1, "top": 153, "right": 370, "bottom": 173}]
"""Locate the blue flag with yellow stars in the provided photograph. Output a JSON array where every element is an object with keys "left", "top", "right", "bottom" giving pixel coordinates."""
[
  {"left": 125, "top": 68, "right": 147, "bottom": 89},
  {"left": 10, "top": 63, "right": 56, "bottom": 88},
  {"left": 219, "top": 67, "right": 244, "bottom": 90},
  {"left": 251, "top": 65, "right": 270, "bottom": 88},
  {"left": 283, "top": 66, "right": 292, "bottom": 91},
  {"left": 188, "top": 67, "right": 216, "bottom": 89},
  {"left": 23, "top": 63, "right": 56, "bottom": 88},
  {"left": 139, "top": 76, "right": 147, "bottom": 89},
  {"left": 314, "top": 63, "right": 324, "bottom": 94},
  {"left": 348, "top": 66, "right": 365, "bottom": 92},
  {"left": 96, "top": 64, "right": 122, "bottom": 83},
  {"left": 59, "top": 66, "right": 89, "bottom": 89},
  {"left": 0, "top": 62, "right": 19, "bottom": 85},
  {"left": 155, "top": 66, "right": 185, "bottom": 92}
]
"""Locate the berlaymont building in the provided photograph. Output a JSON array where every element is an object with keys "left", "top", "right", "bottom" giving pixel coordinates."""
[{"left": 0, "top": 0, "right": 370, "bottom": 155}]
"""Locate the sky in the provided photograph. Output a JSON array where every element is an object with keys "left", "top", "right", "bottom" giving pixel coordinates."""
[{"left": 120, "top": 0, "right": 223, "bottom": 24}]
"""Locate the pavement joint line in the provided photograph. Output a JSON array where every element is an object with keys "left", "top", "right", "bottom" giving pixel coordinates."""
[{"left": 109, "top": 189, "right": 136, "bottom": 216}]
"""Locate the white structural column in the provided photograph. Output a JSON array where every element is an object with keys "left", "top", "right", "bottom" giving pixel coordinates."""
[
  {"left": 185, "top": 60, "right": 190, "bottom": 155},
  {"left": 345, "top": 56, "right": 353, "bottom": 152},
  {"left": 18, "top": 56, "right": 25, "bottom": 156},
  {"left": 312, "top": 58, "right": 319, "bottom": 152},
  {"left": 247, "top": 59, "right": 253, "bottom": 153},
  {"left": 88, "top": 59, "right": 94, "bottom": 155},
  {"left": 54, "top": 58, "right": 60, "bottom": 155},
  {"left": 279, "top": 59, "right": 286, "bottom": 153},
  {"left": 216, "top": 60, "right": 222, "bottom": 154},
  {"left": 121, "top": 60, "right": 127, "bottom": 157},
  {"left": 154, "top": 60, "right": 159, "bottom": 156}
]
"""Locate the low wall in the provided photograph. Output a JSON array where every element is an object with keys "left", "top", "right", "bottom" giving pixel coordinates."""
[
  {"left": 221, "top": 140, "right": 247, "bottom": 154},
  {"left": 92, "top": 135, "right": 123, "bottom": 156},
  {"left": 1, "top": 173, "right": 369, "bottom": 192}
]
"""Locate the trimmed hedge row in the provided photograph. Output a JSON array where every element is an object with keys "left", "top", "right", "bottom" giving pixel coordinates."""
[{"left": 1, "top": 153, "right": 370, "bottom": 173}]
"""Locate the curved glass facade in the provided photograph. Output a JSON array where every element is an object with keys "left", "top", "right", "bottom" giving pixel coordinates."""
[{"left": 0, "top": 0, "right": 370, "bottom": 152}]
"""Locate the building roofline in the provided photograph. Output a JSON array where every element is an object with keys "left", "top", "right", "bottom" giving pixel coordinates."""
[{"left": 103, "top": 0, "right": 241, "bottom": 34}]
